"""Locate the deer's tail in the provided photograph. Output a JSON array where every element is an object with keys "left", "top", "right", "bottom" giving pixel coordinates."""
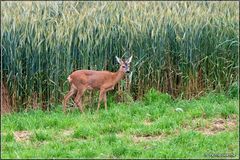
[{"left": 67, "top": 76, "right": 72, "bottom": 83}]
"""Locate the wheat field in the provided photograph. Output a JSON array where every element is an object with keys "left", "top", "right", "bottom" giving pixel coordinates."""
[{"left": 1, "top": 1, "right": 239, "bottom": 110}]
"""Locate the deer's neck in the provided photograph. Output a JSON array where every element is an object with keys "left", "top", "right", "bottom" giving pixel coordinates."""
[{"left": 112, "top": 70, "right": 125, "bottom": 86}]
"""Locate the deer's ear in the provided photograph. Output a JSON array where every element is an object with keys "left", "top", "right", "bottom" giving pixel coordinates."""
[
  {"left": 116, "top": 56, "right": 122, "bottom": 64},
  {"left": 126, "top": 55, "right": 133, "bottom": 64}
]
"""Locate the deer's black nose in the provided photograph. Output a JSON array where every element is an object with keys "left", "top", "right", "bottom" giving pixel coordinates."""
[{"left": 126, "top": 71, "right": 130, "bottom": 73}]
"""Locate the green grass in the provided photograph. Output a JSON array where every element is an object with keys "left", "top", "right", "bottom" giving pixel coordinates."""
[{"left": 1, "top": 91, "right": 239, "bottom": 158}]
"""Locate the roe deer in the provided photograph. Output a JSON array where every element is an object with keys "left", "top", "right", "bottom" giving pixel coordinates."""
[{"left": 63, "top": 56, "right": 133, "bottom": 113}]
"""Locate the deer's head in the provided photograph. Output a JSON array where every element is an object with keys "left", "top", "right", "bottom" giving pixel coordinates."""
[{"left": 116, "top": 56, "right": 133, "bottom": 73}]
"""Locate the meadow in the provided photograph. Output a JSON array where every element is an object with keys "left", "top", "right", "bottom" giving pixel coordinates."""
[{"left": 1, "top": 90, "right": 239, "bottom": 159}]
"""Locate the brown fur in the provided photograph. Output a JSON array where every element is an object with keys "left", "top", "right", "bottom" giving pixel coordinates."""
[{"left": 63, "top": 56, "right": 132, "bottom": 113}]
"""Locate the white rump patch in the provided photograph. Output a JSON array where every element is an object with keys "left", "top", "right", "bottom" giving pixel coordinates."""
[{"left": 67, "top": 76, "right": 72, "bottom": 83}]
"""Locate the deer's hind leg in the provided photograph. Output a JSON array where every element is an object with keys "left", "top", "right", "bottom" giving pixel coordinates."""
[
  {"left": 63, "top": 85, "right": 77, "bottom": 113},
  {"left": 97, "top": 89, "right": 106, "bottom": 112},
  {"left": 74, "top": 86, "right": 86, "bottom": 113},
  {"left": 103, "top": 92, "right": 108, "bottom": 111}
]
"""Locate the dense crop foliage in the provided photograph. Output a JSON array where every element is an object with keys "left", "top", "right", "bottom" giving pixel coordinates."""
[{"left": 1, "top": 1, "right": 239, "bottom": 110}]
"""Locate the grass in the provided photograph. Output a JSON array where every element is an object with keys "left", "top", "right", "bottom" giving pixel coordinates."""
[{"left": 1, "top": 90, "right": 239, "bottom": 158}]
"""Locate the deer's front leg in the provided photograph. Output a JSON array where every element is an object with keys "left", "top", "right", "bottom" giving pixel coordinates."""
[
  {"left": 97, "top": 89, "right": 106, "bottom": 112},
  {"left": 101, "top": 86, "right": 114, "bottom": 111}
]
